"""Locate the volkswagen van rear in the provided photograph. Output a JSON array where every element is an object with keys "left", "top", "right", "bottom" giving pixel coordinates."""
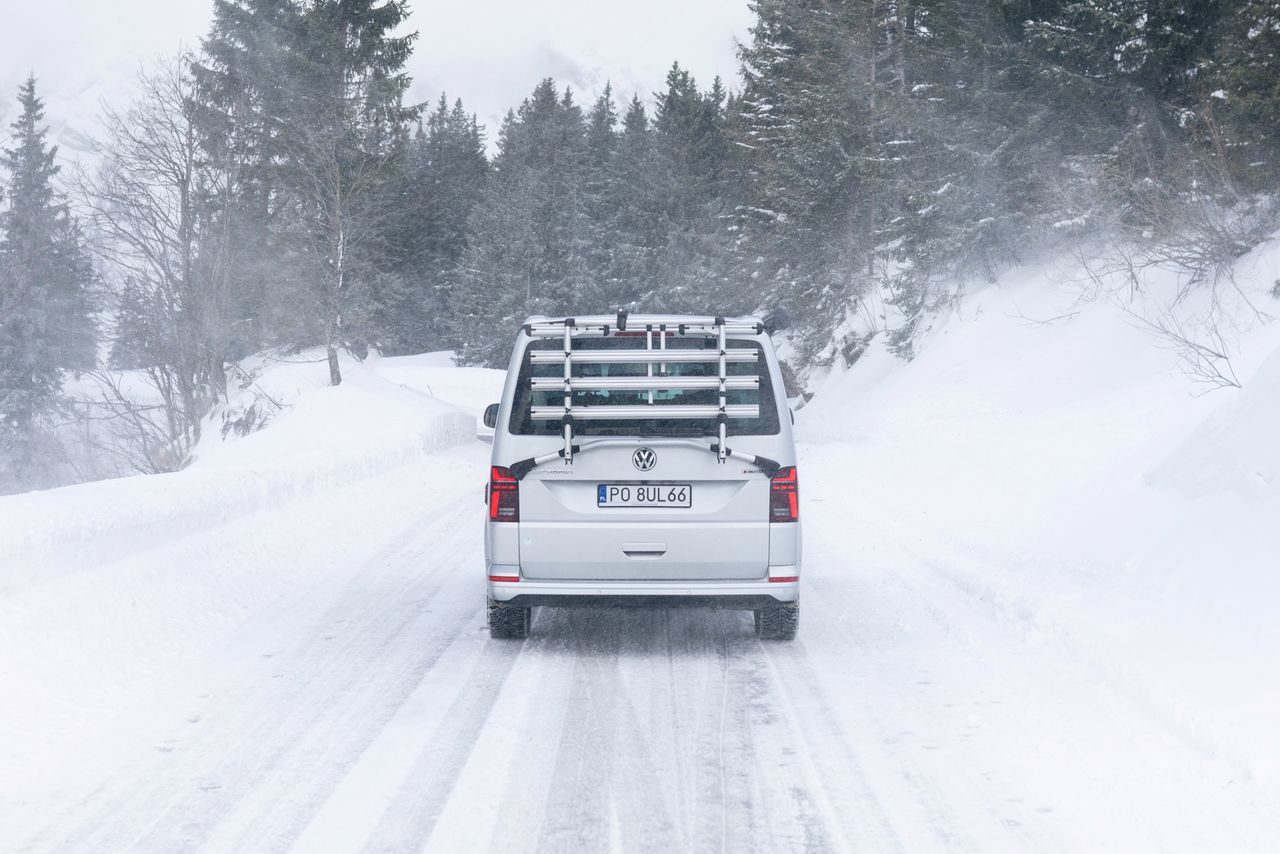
[{"left": 482, "top": 313, "right": 801, "bottom": 639}]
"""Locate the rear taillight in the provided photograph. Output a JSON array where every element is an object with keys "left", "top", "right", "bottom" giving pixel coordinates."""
[
  {"left": 769, "top": 466, "right": 798, "bottom": 522},
  {"left": 489, "top": 466, "right": 520, "bottom": 522}
]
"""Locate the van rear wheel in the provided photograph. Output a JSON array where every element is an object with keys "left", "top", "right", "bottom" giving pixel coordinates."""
[
  {"left": 487, "top": 598, "right": 531, "bottom": 639},
  {"left": 754, "top": 601, "right": 798, "bottom": 640}
]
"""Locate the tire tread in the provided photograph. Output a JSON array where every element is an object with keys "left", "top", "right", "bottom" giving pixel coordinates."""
[
  {"left": 487, "top": 599, "right": 531, "bottom": 639},
  {"left": 754, "top": 601, "right": 799, "bottom": 640}
]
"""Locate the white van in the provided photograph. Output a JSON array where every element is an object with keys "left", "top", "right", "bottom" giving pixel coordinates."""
[{"left": 482, "top": 313, "right": 801, "bottom": 639}]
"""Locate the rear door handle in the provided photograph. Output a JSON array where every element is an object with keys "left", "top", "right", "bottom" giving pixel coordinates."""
[{"left": 622, "top": 542, "right": 667, "bottom": 559}]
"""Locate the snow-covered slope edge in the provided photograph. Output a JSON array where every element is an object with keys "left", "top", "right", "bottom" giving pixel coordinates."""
[
  {"left": 0, "top": 353, "right": 476, "bottom": 596},
  {"left": 800, "top": 235, "right": 1280, "bottom": 797}
]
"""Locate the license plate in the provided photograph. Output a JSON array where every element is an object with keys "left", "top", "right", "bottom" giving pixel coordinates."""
[{"left": 597, "top": 483, "right": 692, "bottom": 508}]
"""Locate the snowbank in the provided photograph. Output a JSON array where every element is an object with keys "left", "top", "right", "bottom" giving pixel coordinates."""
[
  {"left": 801, "top": 235, "right": 1280, "bottom": 794},
  {"left": 1151, "top": 344, "right": 1280, "bottom": 498},
  {"left": 373, "top": 351, "right": 508, "bottom": 439},
  {"left": 0, "top": 352, "right": 477, "bottom": 596}
]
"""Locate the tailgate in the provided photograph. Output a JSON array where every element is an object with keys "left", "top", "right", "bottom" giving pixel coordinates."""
[{"left": 518, "top": 444, "right": 769, "bottom": 581}]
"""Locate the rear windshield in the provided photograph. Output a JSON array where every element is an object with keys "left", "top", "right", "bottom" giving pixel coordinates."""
[{"left": 509, "top": 335, "right": 781, "bottom": 437}]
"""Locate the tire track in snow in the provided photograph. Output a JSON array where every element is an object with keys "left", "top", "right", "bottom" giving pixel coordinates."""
[
  {"left": 417, "top": 607, "right": 852, "bottom": 854},
  {"left": 356, "top": 639, "right": 526, "bottom": 853},
  {"left": 524, "top": 610, "right": 686, "bottom": 853},
  {"left": 800, "top": 441, "right": 1278, "bottom": 851},
  {"left": 784, "top": 541, "right": 1042, "bottom": 851},
  {"left": 32, "top": 523, "right": 445, "bottom": 853},
  {"left": 202, "top": 501, "right": 484, "bottom": 853},
  {"left": 797, "top": 471, "right": 1214, "bottom": 852},
  {"left": 16, "top": 459, "right": 485, "bottom": 854}
]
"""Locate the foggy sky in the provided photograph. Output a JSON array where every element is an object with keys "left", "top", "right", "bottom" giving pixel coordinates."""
[{"left": 0, "top": 0, "right": 754, "bottom": 159}]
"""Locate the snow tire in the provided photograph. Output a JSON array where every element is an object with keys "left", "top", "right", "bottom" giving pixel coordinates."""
[
  {"left": 754, "top": 600, "right": 799, "bottom": 640},
  {"left": 487, "top": 598, "right": 531, "bottom": 639}
]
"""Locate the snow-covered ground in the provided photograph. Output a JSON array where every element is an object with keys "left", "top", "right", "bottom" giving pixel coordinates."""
[{"left": 2, "top": 245, "right": 1278, "bottom": 851}]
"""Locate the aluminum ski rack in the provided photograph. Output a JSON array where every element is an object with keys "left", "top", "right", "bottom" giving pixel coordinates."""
[
  {"left": 530, "top": 404, "right": 761, "bottom": 420},
  {"left": 529, "top": 376, "right": 759, "bottom": 392},
  {"left": 521, "top": 313, "right": 765, "bottom": 466},
  {"left": 529, "top": 350, "right": 757, "bottom": 365}
]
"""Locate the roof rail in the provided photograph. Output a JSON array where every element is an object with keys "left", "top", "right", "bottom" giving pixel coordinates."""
[{"left": 524, "top": 317, "right": 764, "bottom": 339}]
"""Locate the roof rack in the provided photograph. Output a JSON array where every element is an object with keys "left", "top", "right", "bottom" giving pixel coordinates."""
[
  {"left": 521, "top": 312, "right": 764, "bottom": 466},
  {"left": 523, "top": 312, "right": 765, "bottom": 339}
]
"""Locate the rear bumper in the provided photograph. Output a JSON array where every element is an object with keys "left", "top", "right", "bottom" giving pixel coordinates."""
[{"left": 487, "top": 574, "right": 799, "bottom": 608}]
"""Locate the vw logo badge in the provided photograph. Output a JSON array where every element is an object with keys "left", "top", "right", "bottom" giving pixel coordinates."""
[{"left": 632, "top": 447, "right": 657, "bottom": 472}]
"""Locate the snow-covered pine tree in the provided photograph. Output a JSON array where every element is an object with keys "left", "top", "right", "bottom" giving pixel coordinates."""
[
  {"left": 607, "top": 96, "right": 663, "bottom": 309},
  {"left": 648, "top": 64, "right": 743, "bottom": 313},
  {"left": 1023, "top": 0, "right": 1225, "bottom": 205},
  {"left": 582, "top": 85, "right": 622, "bottom": 306},
  {"left": 0, "top": 77, "right": 97, "bottom": 492},
  {"left": 735, "top": 0, "right": 1253, "bottom": 364},
  {"left": 1201, "top": 0, "right": 1280, "bottom": 189},
  {"left": 736, "top": 0, "right": 888, "bottom": 362},
  {"left": 275, "top": 0, "right": 421, "bottom": 385},
  {"left": 449, "top": 80, "right": 593, "bottom": 366},
  {"left": 192, "top": 0, "right": 301, "bottom": 358},
  {"left": 884, "top": 0, "right": 1056, "bottom": 341},
  {"left": 449, "top": 112, "right": 534, "bottom": 366},
  {"left": 377, "top": 95, "right": 489, "bottom": 354}
]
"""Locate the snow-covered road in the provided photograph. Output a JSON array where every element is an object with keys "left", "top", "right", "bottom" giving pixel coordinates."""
[{"left": 5, "top": 430, "right": 1270, "bottom": 852}]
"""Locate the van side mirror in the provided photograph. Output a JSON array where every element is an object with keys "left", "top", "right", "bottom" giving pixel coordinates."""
[{"left": 483, "top": 403, "right": 499, "bottom": 429}]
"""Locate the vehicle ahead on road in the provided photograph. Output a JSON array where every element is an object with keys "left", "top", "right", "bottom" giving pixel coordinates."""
[{"left": 482, "top": 312, "right": 801, "bottom": 640}]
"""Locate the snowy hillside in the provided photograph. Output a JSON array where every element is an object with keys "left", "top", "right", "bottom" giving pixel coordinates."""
[
  {"left": 1, "top": 352, "right": 480, "bottom": 598},
  {"left": 2, "top": 245, "right": 1278, "bottom": 849},
  {"left": 803, "top": 234, "right": 1280, "bottom": 806}
]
